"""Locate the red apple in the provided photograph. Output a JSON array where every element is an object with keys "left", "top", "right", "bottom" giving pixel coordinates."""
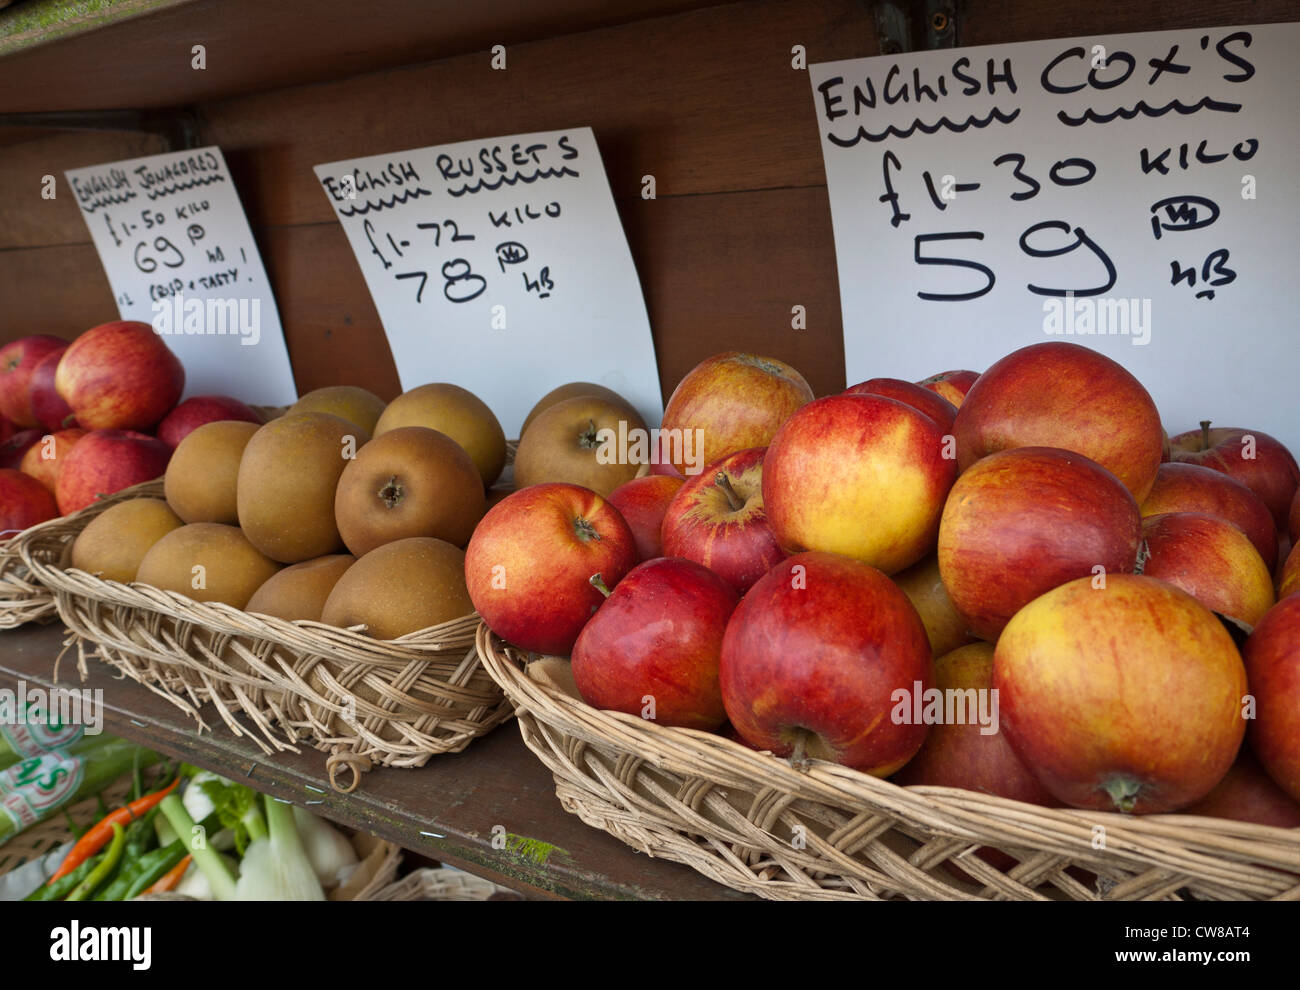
[
  {"left": 55, "top": 321, "right": 184, "bottom": 431},
  {"left": 27, "top": 346, "right": 77, "bottom": 432},
  {"left": 571, "top": 557, "right": 739, "bottom": 729},
  {"left": 1171, "top": 422, "right": 1300, "bottom": 531},
  {"left": 465, "top": 483, "right": 638, "bottom": 654},
  {"left": 660, "top": 352, "right": 813, "bottom": 477},
  {"left": 1290, "top": 488, "right": 1300, "bottom": 545},
  {"left": 0, "top": 416, "right": 11, "bottom": 444},
  {"left": 660, "top": 447, "right": 785, "bottom": 594},
  {"left": 938, "top": 447, "right": 1142, "bottom": 641},
  {"left": 891, "top": 555, "right": 978, "bottom": 657},
  {"left": 646, "top": 431, "right": 685, "bottom": 479},
  {"left": 0, "top": 469, "right": 59, "bottom": 538},
  {"left": 844, "top": 377, "right": 958, "bottom": 433},
  {"left": 1182, "top": 751, "right": 1300, "bottom": 828},
  {"left": 916, "top": 369, "right": 979, "bottom": 408},
  {"left": 1280, "top": 544, "right": 1299, "bottom": 601},
  {"left": 995, "top": 574, "right": 1247, "bottom": 813},
  {"left": 1140, "top": 462, "right": 1277, "bottom": 571},
  {"left": 54, "top": 429, "right": 172, "bottom": 514},
  {"left": 719, "top": 551, "right": 932, "bottom": 775},
  {"left": 156, "top": 395, "right": 262, "bottom": 448},
  {"left": 953, "top": 342, "right": 1164, "bottom": 502},
  {"left": 18, "top": 428, "right": 87, "bottom": 495},
  {"left": 1243, "top": 594, "right": 1300, "bottom": 802},
  {"left": 1139, "top": 512, "right": 1275, "bottom": 628},
  {"left": 0, "top": 428, "right": 42, "bottom": 471},
  {"left": 0, "top": 335, "right": 67, "bottom": 427},
  {"left": 606, "top": 475, "right": 684, "bottom": 561},
  {"left": 763, "top": 393, "right": 957, "bottom": 575}
]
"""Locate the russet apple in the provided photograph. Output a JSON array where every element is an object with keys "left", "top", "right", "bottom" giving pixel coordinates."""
[
  {"left": 938, "top": 447, "right": 1142, "bottom": 641},
  {"left": 1242, "top": 594, "right": 1300, "bottom": 802},
  {"left": 916, "top": 369, "right": 979, "bottom": 408},
  {"left": 1140, "top": 461, "right": 1277, "bottom": 571},
  {"left": 19, "top": 428, "right": 87, "bottom": 494},
  {"left": 156, "top": 395, "right": 262, "bottom": 448},
  {"left": 719, "top": 552, "right": 932, "bottom": 775},
  {"left": 289, "top": 385, "right": 387, "bottom": 436},
  {"left": 26, "top": 346, "right": 76, "bottom": 432},
  {"left": 953, "top": 342, "right": 1164, "bottom": 502},
  {"left": 660, "top": 446, "right": 784, "bottom": 594},
  {"left": 521, "top": 381, "right": 639, "bottom": 439},
  {"left": 1139, "top": 511, "right": 1274, "bottom": 627},
  {"left": 845, "top": 377, "right": 958, "bottom": 432},
  {"left": 571, "top": 557, "right": 739, "bottom": 730},
  {"left": 465, "top": 482, "right": 638, "bottom": 654},
  {"left": 0, "top": 468, "right": 59, "bottom": 537},
  {"left": 1172, "top": 422, "right": 1300, "bottom": 530},
  {"left": 606, "top": 474, "right": 684, "bottom": 561},
  {"left": 890, "top": 554, "right": 977, "bottom": 657},
  {"left": 763, "top": 393, "right": 956, "bottom": 574},
  {"left": 994, "top": 574, "right": 1247, "bottom": 813},
  {"left": 1181, "top": 751, "right": 1300, "bottom": 828},
  {"left": 55, "top": 321, "right": 184, "bottom": 431},
  {"left": 55, "top": 429, "right": 172, "bottom": 514},
  {"left": 660, "top": 352, "right": 813, "bottom": 477},
  {"left": 512, "top": 395, "right": 647, "bottom": 497},
  {"left": 374, "top": 382, "right": 507, "bottom": 486},
  {"left": 0, "top": 335, "right": 67, "bottom": 427}
]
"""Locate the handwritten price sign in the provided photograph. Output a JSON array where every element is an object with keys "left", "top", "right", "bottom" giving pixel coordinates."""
[
  {"left": 809, "top": 23, "right": 1300, "bottom": 455},
  {"left": 315, "top": 128, "right": 662, "bottom": 434}
]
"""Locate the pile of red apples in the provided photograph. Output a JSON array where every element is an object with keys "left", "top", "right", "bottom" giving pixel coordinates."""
[
  {"left": 0, "top": 321, "right": 265, "bottom": 540},
  {"left": 469, "top": 344, "right": 1300, "bottom": 826}
]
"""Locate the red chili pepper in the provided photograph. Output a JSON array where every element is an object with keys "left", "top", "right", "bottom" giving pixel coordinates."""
[
  {"left": 46, "top": 777, "right": 179, "bottom": 886},
  {"left": 145, "top": 853, "right": 192, "bottom": 895}
]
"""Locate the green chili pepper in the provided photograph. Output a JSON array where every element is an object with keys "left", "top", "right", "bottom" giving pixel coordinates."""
[
  {"left": 124, "top": 841, "right": 187, "bottom": 900},
  {"left": 65, "top": 822, "right": 125, "bottom": 901},
  {"left": 24, "top": 856, "right": 98, "bottom": 902}
]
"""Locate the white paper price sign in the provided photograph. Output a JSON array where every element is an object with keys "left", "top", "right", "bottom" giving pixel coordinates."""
[
  {"left": 809, "top": 23, "right": 1300, "bottom": 453},
  {"left": 64, "top": 146, "right": 298, "bottom": 405},
  {"left": 315, "top": 127, "right": 662, "bottom": 434}
]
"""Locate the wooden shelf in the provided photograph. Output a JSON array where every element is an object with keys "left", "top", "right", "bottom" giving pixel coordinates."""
[{"left": 0, "top": 622, "right": 749, "bottom": 901}]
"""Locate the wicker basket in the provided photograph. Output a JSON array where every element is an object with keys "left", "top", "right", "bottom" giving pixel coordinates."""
[
  {"left": 15, "top": 481, "right": 512, "bottom": 792},
  {"left": 477, "top": 624, "right": 1300, "bottom": 901},
  {"left": 0, "top": 536, "right": 57, "bottom": 629}
]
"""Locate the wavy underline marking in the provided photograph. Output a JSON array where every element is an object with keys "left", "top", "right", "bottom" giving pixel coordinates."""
[
  {"left": 337, "top": 186, "right": 434, "bottom": 216},
  {"left": 78, "top": 190, "right": 138, "bottom": 214},
  {"left": 446, "top": 166, "right": 581, "bottom": 197},
  {"left": 827, "top": 107, "right": 1021, "bottom": 146},
  {"left": 143, "top": 174, "right": 228, "bottom": 200},
  {"left": 1057, "top": 96, "right": 1242, "bottom": 126}
]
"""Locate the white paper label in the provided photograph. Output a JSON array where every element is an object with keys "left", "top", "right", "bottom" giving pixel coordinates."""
[
  {"left": 65, "top": 146, "right": 298, "bottom": 405},
  {"left": 810, "top": 24, "right": 1300, "bottom": 453},
  {"left": 315, "top": 127, "right": 663, "bottom": 435}
]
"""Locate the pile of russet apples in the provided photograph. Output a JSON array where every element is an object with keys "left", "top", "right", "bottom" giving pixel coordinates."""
[{"left": 468, "top": 346, "right": 1300, "bottom": 828}]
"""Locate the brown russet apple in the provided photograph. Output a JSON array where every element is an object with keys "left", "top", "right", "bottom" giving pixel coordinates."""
[
  {"left": 70, "top": 498, "right": 184, "bottom": 583},
  {"left": 136, "top": 522, "right": 282, "bottom": 609},
  {"left": 290, "top": 385, "right": 387, "bottom": 436},
  {"left": 374, "top": 382, "right": 507, "bottom": 486},
  {"left": 19, "top": 428, "right": 86, "bottom": 494},
  {"left": 660, "top": 352, "right": 813, "bottom": 477},
  {"left": 156, "top": 395, "right": 262, "bottom": 448},
  {"left": 236, "top": 412, "right": 368, "bottom": 563},
  {"left": 0, "top": 468, "right": 59, "bottom": 537},
  {"left": 1139, "top": 512, "right": 1274, "bottom": 627},
  {"left": 245, "top": 554, "right": 355, "bottom": 623},
  {"left": 890, "top": 555, "right": 977, "bottom": 657},
  {"left": 994, "top": 574, "right": 1247, "bottom": 813},
  {"left": 763, "top": 393, "right": 957, "bottom": 575},
  {"left": 844, "top": 377, "right": 958, "bottom": 432},
  {"left": 606, "top": 474, "right": 683, "bottom": 561},
  {"left": 521, "top": 381, "right": 639, "bottom": 439},
  {"left": 571, "top": 557, "right": 739, "bottom": 730},
  {"left": 512, "top": 395, "right": 647, "bottom": 497},
  {"left": 322, "top": 537, "right": 472, "bottom": 638},
  {"left": 26, "top": 346, "right": 76, "bottom": 432},
  {"left": 1172, "top": 421, "right": 1300, "bottom": 530},
  {"left": 1242, "top": 594, "right": 1300, "bottom": 802},
  {"left": 1181, "top": 751, "right": 1300, "bottom": 828},
  {"left": 334, "top": 426, "right": 485, "bottom": 555},
  {"left": 164, "top": 420, "right": 259, "bottom": 525},
  {"left": 55, "top": 321, "right": 184, "bottom": 431},
  {"left": 660, "top": 447, "right": 784, "bottom": 594},
  {"left": 719, "top": 552, "right": 933, "bottom": 775},
  {"left": 55, "top": 429, "right": 172, "bottom": 514},
  {"left": 916, "top": 369, "right": 978, "bottom": 408},
  {"left": 939, "top": 447, "right": 1142, "bottom": 641},
  {"left": 0, "top": 335, "right": 67, "bottom": 427},
  {"left": 465, "top": 483, "right": 638, "bottom": 655},
  {"left": 953, "top": 342, "right": 1164, "bottom": 502},
  {"left": 1140, "top": 461, "right": 1277, "bottom": 571}
]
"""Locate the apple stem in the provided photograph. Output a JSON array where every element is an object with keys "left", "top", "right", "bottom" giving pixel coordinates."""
[
  {"left": 1133, "top": 541, "right": 1150, "bottom": 575},
  {"left": 788, "top": 728, "right": 812, "bottom": 772},
  {"left": 1101, "top": 776, "right": 1142, "bottom": 814},
  {"left": 578, "top": 418, "right": 601, "bottom": 450},
  {"left": 378, "top": 475, "right": 403, "bottom": 508},
  {"left": 714, "top": 472, "right": 743, "bottom": 512},
  {"left": 589, "top": 573, "right": 612, "bottom": 598},
  {"left": 1199, "top": 420, "right": 1212, "bottom": 451},
  {"left": 573, "top": 517, "right": 602, "bottom": 542}
]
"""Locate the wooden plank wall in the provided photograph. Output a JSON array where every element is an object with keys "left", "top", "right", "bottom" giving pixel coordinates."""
[{"left": 0, "top": 0, "right": 1292, "bottom": 409}]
